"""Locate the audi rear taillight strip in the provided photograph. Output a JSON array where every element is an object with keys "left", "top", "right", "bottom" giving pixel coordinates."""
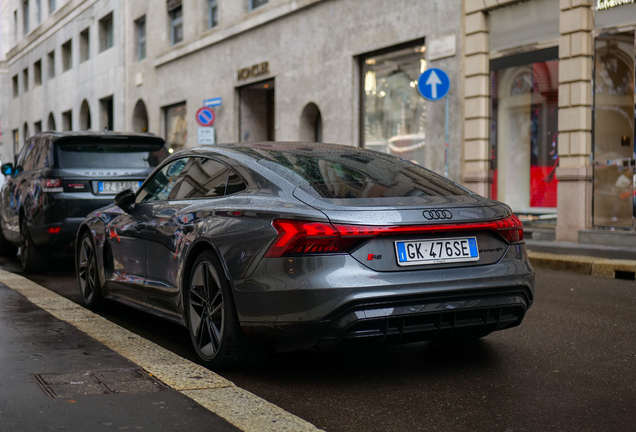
[
  {"left": 335, "top": 214, "right": 523, "bottom": 243},
  {"left": 265, "top": 214, "right": 523, "bottom": 258},
  {"left": 265, "top": 220, "right": 341, "bottom": 258}
]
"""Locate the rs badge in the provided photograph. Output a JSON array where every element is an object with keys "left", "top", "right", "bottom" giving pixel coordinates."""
[{"left": 367, "top": 254, "right": 382, "bottom": 261}]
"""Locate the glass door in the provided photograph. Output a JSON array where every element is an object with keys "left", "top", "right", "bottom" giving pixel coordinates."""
[{"left": 593, "top": 31, "right": 636, "bottom": 229}]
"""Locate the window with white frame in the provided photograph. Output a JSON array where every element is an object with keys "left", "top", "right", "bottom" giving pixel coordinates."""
[
  {"left": 80, "top": 28, "right": 90, "bottom": 62},
  {"left": 136, "top": 16, "right": 146, "bottom": 61},
  {"left": 12, "top": 75, "right": 19, "bottom": 98},
  {"left": 48, "top": 50, "right": 55, "bottom": 78},
  {"left": 23, "top": 68, "right": 28, "bottom": 92},
  {"left": 49, "top": 0, "right": 55, "bottom": 14},
  {"left": 13, "top": 10, "right": 18, "bottom": 44},
  {"left": 36, "top": 0, "right": 42, "bottom": 24},
  {"left": 22, "top": 0, "right": 29, "bottom": 34},
  {"left": 250, "top": 0, "right": 268, "bottom": 10},
  {"left": 99, "top": 12, "right": 114, "bottom": 52},
  {"left": 34, "top": 60, "right": 42, "bottom": 86},
  {"left": 170, "top": 6, "right": 183, "bottom": 45},
  {"left": 209, "top": 0, "right": 218, "bottom": 28},
  {"left": 62, "top": 39, "right": 72, "bottom": 71}
]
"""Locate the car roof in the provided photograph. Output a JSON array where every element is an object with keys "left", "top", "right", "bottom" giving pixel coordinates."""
[
  {"left": 31, "top": 131, "right": 164, "bottom": 141},
  {"left": 186, "top": 141, "right": 373, "bottom": 160}
]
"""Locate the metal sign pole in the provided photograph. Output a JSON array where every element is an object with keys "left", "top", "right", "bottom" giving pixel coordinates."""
[
  {"left": 417, "top": 68, "right": 451, "bottom": 178},
  {"left": 445, "top": 96, "right": 449, "bottom": 178}
]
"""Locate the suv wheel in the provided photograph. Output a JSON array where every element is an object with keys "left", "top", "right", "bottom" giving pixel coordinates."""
[{"left": 20, "top": 219, "right": 48, "bottom": 274}]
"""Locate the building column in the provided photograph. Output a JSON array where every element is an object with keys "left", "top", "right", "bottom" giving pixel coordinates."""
[
  {"left": 462, "top": 2, "right": 490, "bottom": 196},
  {"left": 556, "top": 0, "right": 594, "bottom": 242}
]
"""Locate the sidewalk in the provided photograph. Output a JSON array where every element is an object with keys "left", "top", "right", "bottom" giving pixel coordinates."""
[
  {"left": 525, "top": 239, "right": 636, "bottom": 280},
  {"left": 0, "top": 270, "right": 322, "bottom": 432}
]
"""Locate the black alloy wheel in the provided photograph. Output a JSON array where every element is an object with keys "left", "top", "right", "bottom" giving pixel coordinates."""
[
  {"left": 186, "top": 251, "right": 245, "bottom": 369},
  {"left": 77, "top": 232, "right": 103, "bottom": 309},
  {"left": 20, "top": 218, "right": 47, "bottom": 273}
]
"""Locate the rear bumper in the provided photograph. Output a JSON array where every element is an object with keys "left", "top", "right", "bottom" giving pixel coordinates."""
[
  {"left": 30, "top": 193, "right": 114, "bottom": 247},
  {"left": 246, "top": 289, "right": 529, "bottom": 352},
  {"left": 234, "top": 244, "right": 535, "bottom": 352},
  {"left": 30, "top": 217, "right": 86, "bottom": 248}
]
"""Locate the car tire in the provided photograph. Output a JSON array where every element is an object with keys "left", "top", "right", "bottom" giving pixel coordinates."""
[
  {"left": 0, "top": 226, "right": 18, "bottom": 258},
  {"left": 76, "top": 232, "right": 103, "bottom": 310},
  {"left": 20, "top": 219, "right": 48, "bottom": 274},
  {"left": 185, "top": 250, "right": 254, "bottom": 369}
]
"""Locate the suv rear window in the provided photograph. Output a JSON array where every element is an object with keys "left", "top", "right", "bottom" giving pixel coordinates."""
[
  {"left": 253, "top": 146, "right": 469, "bottom": 199},
  {"left": 56, "top": 140, "right": 167, "bottom": 169}
]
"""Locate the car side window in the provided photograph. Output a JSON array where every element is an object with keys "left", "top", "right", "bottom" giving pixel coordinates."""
[
  {"left": 136, "top": 157, "right": 189, "bottom": 204},
  {"left": 23, "top": 139, "right": 41, "bottom": 171},
  {"left": 226, "top": 170, "right": 247, "bottom": 195},
  {"left": 15, "top": 140, "right": 36, "bottom": 174},
  {"left": 174, "top": 157, "right": 230, "bottom": 199},
  {"left": 33, "top": 139, "right": 50, "bottom": 169}
]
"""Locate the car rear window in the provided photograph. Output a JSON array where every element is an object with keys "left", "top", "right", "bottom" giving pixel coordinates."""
[
  {"left": 56, "top": 140, "right": 168, "bottom": 169},
  {"left": 252, "top": 145, "right": 470, "bottom": 199}
]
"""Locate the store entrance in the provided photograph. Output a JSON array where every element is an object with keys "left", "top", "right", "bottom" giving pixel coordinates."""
[
  {"left": 593, "top": 32, "right": 636, "bottom": 229},
  {"left": 238, "top": 79, "right": 275, "bottom": 142}
]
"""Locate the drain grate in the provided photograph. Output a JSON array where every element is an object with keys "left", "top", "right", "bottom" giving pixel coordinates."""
[{"left": 34, "top": 369, "right": 170, "bottom": 398}]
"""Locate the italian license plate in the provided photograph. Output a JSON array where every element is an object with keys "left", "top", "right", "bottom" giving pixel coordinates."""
[
  {"left": 395, "top": 237, "right": 479, "bottom": 266},
  {"left": 98, "top": 181, "right": 143, "bottom": 194}
]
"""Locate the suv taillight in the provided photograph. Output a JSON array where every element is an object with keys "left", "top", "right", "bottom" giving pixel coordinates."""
[
  {"left": 264, "top": 214, "right": 524, "bottom": 258},
  {"left": 42, "top": 178, "right": 63, "bottom": 192}
]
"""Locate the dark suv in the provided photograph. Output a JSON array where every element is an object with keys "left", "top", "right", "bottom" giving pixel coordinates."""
[{"left": 0, "top": 131, "right": 168, "bottom": 273}]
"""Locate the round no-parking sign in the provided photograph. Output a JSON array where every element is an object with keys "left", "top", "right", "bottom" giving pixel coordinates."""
[{"left": 196, "top": 107, "right": 216, "bottom": 127}]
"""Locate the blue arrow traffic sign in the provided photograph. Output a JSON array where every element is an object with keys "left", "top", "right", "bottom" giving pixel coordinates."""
[{"left": 417, "top": 68, "right": 450, "bottom": 101}]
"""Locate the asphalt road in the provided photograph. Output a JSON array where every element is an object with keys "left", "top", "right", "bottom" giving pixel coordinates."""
[{"left": 2, "top": 256, "right": 635, "bottom": 432}]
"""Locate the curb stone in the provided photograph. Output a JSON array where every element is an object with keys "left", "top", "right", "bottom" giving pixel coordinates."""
[
  {"left": 0, "top": 269, "right": 323, "bottom": 432},
  {"left": 528, "top": 251, "right": 636, "bottom": 280}
]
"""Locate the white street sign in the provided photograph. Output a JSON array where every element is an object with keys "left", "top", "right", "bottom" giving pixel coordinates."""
[
  {"left": 198, "top": 127, "right": 215, "bottom": 145},
  {"left": 428, "top": 34, "right": 457, "bottom": 61}
]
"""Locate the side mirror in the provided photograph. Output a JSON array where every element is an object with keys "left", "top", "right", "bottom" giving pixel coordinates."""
[
  {"left": 1, "top": 163, "right": 13, "bottom": 176},
  {"left": 114, "top": 189, "right": 136, "bottom": 213}
]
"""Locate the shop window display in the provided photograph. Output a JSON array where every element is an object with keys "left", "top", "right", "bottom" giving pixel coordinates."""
[
  {"left": 164, "top": 103, "right": 187, "bottom": 151},
  {"left": 490, "top": 60, "right": 559, "bottom": 213},
  {"left": 593, "top": 32, "right": 635, "bottom": 228},
  {"left": 362, "top": 44, "right": 427, "bottom": 167}
]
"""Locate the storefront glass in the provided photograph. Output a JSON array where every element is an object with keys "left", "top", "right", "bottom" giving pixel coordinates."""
[
  {"left": 490, "top": 59, "right": 559, "bottom": 213},
  {"left": 361, "top": 44, "right": 427, "bottom": 166},
  {"left": 593, "top": 32, "right": 635, "bottom": 229},
  {"left": 164, "top": 102, "right": 187, "bottom": 151}
]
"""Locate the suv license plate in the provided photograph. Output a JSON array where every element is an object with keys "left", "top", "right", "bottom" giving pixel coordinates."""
[
  {"left": 98, "top": 181, "right": 143, "bottom": 194},
  {"left": 395, "top": 237, "right": 479, "bottom": 266}
]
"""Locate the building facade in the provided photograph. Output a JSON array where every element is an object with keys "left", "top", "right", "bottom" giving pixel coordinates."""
[
  {"left": 0, "top": 0, "right": 465, "bottom": 183},
  {"left": 2, "top": 0, "right": 634, "bottom": 245},
  {"left": 464, "top": 0, "right": 636, "bottom": 245}
]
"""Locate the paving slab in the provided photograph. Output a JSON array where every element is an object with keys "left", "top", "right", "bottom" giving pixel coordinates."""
[{"left": 0, "top": 282, "right": 240, "bottom": 432}]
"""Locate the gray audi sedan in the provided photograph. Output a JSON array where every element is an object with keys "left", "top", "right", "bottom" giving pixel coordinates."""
[{"left": 76, "top": 142, "right": 534, "bottom": 368}]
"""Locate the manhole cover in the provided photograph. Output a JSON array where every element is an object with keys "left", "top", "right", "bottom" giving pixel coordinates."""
[{"left": 34, "top": 369, "right": 170, "bottom": 398}]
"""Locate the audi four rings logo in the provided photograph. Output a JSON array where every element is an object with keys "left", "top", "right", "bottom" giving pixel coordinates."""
[{"left": 422, "top": 210, "right": 453, "bottom": 220}]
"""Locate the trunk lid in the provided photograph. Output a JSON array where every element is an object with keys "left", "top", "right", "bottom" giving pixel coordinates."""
[
  {"left": 53, "top": 136, "right": 168, "bottom": 196},
  {"left": 293, "top": 188, "right": 514, "bottom": 272}
]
